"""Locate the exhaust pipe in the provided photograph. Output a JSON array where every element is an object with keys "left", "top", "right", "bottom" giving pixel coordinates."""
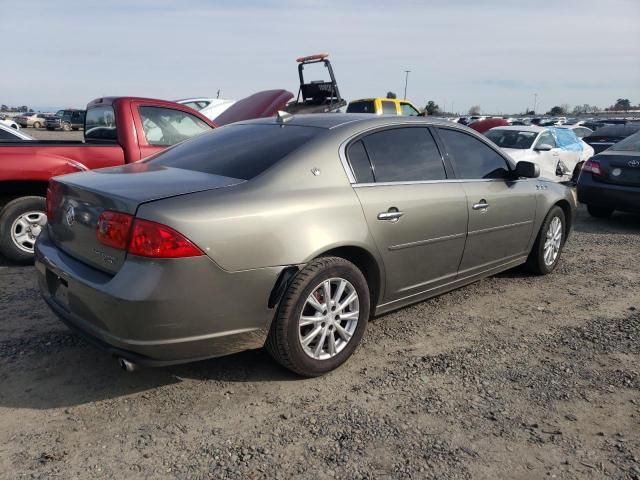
[{"left": 118, "top": 357, "right": 138, "bottom": 373}]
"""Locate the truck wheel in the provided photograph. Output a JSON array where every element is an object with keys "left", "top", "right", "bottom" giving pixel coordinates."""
[
  {"left": 62, "top": 123, "right": 71, "bottom": 131},
  {"left": 587, "top": 205, "right": 613, "bottom": 218},
  {"left": 0, "top": 197, "right": 47, "bottom": 264}
]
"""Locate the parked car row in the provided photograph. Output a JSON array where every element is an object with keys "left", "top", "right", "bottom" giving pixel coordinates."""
[{"left": 15, "top": 112, "right": 53, "bottom": 128}]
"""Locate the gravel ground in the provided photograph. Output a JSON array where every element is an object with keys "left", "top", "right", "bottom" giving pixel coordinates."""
[
  {"left": 26, "top": 128, "right": 83, "bottom": 141},
  {"left": 0, "top": 207, "right": 638, "bottom": 479}
]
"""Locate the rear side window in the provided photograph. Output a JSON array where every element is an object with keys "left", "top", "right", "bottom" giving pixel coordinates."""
[
  {"left": 361, "top": 127, "right": 446, "bottom": 182},
  {"left": 85, "top": 106, "right": 117, "bottom": 142},
  {"left": 149, "top": 124, "right": 320, "bottom": 180},
  {"left": 437, "top": 128, "right": 510, "bottom": 179},
  {"left": 347, "top": 141, "right": 374, "bottom": 183},
  {"left": 346, "top": 101, "right": 376, "bottom": 114},
  {"left": 381, "top": 101, "right": 397, "bottom": 115},
  {"left": 139, "top": 106, "right": 211, "bottom": 146}
]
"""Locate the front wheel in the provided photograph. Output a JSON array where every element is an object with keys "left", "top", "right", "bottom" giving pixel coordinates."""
[
  {"left": 526, "top": 206, "right": 566, "bottom": 275},
  {"left": 33, "top": 121, "right": 42, "bottom": 129},
  {"left": 0, "top": 196, "right": 47, "bottom": 263},
  {"left": 587, "top": 205, "right": 613, "bottom": 218},
  {"left": 62, "top": 122, "right": 71, "bottom": 131},
  {"left": 266, "top": 257, "right": 370, "bottom": 377}
]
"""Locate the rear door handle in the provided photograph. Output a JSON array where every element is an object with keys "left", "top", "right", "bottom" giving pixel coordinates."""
[
  {"left": 377, "top": 208, "right": 404, "bottom": 222},
  {"left": 472, "top": 200, "right": 489, "bottom": 210}
]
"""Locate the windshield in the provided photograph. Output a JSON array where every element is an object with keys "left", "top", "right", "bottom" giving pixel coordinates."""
[
  {"left": 485, "top": 129, "right": 538, "bottom": 149},
  {"left": 610, "top": 131, "right": 640, "bottom": 152},
  {"left": 148, "top": 124, "right": 321, "bottom": 180}
]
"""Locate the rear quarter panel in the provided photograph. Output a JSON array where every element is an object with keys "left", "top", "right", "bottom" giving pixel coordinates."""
[{"left": 135, "top": 135, "right": 379, "bottom": 273}]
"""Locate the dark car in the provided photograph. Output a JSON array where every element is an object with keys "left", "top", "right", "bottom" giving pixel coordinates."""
[
  {"left": 577, "top": 131, "right": 640, "bottom": 217},
  {"left": 583, "top": 123, "right": 640, "bottom": 154},
  {"left": 45, "top": 109, "right": 86, "bottom": 131}
]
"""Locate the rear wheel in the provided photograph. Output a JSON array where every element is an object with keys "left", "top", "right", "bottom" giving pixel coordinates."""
[
  {"left": 33, "top": 121, "right": 42, "bottom": 129},
  {"left": 266, "top": 256, "right": 370, "bottom": 377},
  {"left": 0, "top": 196, "right": 46, "bottom": 263},
  {"left": 62, "top": 122, "right": 71, "bottom": 131},
  {"left": 526, "top": 206, "right": 566, "bottom": 275},
  {"left": 587, "top": 205, "right": 613, "bottom": 218}
]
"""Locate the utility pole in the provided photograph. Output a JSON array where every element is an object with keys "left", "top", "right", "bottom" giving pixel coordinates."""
[{"left": 403, "top": 70, "right": 411, "bottom": 99}]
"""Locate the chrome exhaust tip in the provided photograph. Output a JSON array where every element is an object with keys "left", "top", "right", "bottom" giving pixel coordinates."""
[{"left": 118, "top": 357, "right": 138, "bottom": 373}]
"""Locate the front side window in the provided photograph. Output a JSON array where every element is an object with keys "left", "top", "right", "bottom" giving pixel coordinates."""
[
  {"left": 438, "top": 128, "right": 510, "bottom": 179},
  {"left": 85, "top": 106, "right": 117, "bottom": 141},
  {"left": 400, "top": 103, "right": 419, "bottom": 116},
  {"left": 148, "top": 124, "right": 320, "bottom": 180},
  {"left": 536, "top": 131, "right": 557, "bottom": 149},
  {"left": 139, "top": 106, "right": 211, "bottom": 146},
  {"left": 361, "top": 127, "right": 446, "bottom": 182},
  {"left": 381, "top": 101, "right": 397, "bottom": 115}
]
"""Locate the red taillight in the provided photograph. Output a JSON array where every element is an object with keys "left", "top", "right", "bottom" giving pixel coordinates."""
[
  {"left": 96, "top": 211, "right": 134, "bottom": 250},
  {"left": 46, "top": 181, "right": 63, "bottom": 221},
  {"left": 128, "top": 218, "right": 204, "bottom": 258},
  {"left": 582, "top": 159, "right": 602, "bottom": 176},
  {"left": 96, "top": 211, "right": 203, "bottom": 258}
]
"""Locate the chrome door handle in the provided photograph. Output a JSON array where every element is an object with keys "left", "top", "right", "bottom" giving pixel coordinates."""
[
  {"left": 377, "top": 210, "right": 404, "bottom": 221},
  {"left": 472, "top": 200, "right": 489, "bottom": 210}
]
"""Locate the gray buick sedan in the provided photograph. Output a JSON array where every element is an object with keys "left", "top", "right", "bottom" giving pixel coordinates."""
[{"left": 36, "top": 114, "right": 576, "bottom": 376}]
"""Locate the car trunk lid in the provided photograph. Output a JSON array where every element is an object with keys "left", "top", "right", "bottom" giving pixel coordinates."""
[
  {"left": 591, "top": 152, "right": 640, "bottom": 187},
  {"left": 48, "top": 163, "right": 243, "bottom": 274}
]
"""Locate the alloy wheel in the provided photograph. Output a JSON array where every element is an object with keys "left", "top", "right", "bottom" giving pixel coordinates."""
[
  {"left": 298, "top": 278, "right": 360, "bottom": 360},
  {"left": 543, "top": 216, "right": 562, "bottom": 266}
]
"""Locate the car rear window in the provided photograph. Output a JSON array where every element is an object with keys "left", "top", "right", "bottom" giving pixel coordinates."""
[
  {"left": 346, "top": 101, "right": 376, "bottom": 114},
  {"left": 588, "top": 125, "right": 640, "bottom": 138},
  {"left": 610, "top": 131, "right": 640, "bottom": 152},
  {"left": 148, "top": 124, "right": 321, "bottom": 180}
]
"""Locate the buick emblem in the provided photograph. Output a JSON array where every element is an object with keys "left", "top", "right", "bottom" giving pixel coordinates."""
[
  {"left": 65, "top": 205, "right": 75, "bottom": 226},
  {"left": 628, "top": 160, "right": 640, "bottom": 168}
]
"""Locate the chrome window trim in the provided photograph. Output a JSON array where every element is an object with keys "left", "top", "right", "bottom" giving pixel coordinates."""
[{"left": 353, "top": 178, "right": 526, "bottom": 187}]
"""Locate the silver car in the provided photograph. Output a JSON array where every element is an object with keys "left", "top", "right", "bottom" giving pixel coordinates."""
[{"left": 36, "top": 114, "right": 575, "bottom": 376}]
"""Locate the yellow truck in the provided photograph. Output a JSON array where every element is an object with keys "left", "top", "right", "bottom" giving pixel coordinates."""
[{"left": 346, "top": 97, "right": 421, "bottom": 116}]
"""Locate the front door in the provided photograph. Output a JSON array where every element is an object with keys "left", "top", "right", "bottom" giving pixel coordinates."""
[
  {"left": 435, "top": 127, "right": 537, "bottom": 276},
  {"left": 345, "top": 127, "right": 468, "bottom": 304}
]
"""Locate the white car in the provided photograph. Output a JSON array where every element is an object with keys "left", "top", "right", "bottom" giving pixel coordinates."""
[
  {"left": 486, "top": 125, "right": 590, "bottom": 182},
  {"left": 175, "top": 97, "right": 236, "bottom": 122},
  {"left": 0, "top": 118, "right": 20, "bottom": 130},
  {"left": 0, "top": 122, "right": 33, "bottom": 140}
]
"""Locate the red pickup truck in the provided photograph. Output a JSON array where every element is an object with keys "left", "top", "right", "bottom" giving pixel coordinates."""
[{"left": 0, "top": 91, "right": 292, "bottom": 262}]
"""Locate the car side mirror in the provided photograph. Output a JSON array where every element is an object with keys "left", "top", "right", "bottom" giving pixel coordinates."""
[
  {"left": 515, "top": 161, "right": 540, "bottom": 178},
  {"left": 534, "top": 143, "right": 553, "bottom": 151}
]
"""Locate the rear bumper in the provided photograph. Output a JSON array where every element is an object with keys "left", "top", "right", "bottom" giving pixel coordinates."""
[
  {"left": 577, "top": 175, "right": 640, "bottom": 212},
  {"left": 35, "top": 229, "right": 282, "bottom": 365}
]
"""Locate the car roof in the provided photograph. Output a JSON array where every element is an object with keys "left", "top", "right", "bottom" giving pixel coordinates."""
[
  {"left": 236, "top": 113, "right": 469, "bottom": 131},
  {"left": 0, "top": 122, "right": 34, "bottom": 139},
  {"left": 488, "top": 125, "right": 546, "bottom": 133}
]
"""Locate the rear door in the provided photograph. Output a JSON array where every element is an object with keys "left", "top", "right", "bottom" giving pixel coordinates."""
[
  {"left": 435, "top": 127, "right": 537, "bottom": 276},
  {"left": 348, "top": 126, "right": 468, "bottom": 304}
]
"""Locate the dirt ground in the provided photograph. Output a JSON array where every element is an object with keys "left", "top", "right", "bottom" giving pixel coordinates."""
[{"left": 0, "top": 206, "right": 638, "bottom": 479}]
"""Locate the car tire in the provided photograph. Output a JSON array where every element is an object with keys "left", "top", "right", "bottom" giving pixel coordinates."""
[
  {"left": 266, "top": 256, "right": 370, "bottom": 377},
  {"left": 33, "top": 121, "right": 41, "bottom": 129},
  {"left": 62, "top": 123, "right": 71, "bottom": 131},
  {"left": 525, "top": 206, "right": 566, "bottom": 275},
  {"left": 587, "top": 205, "right": 613, "bottom": 218},
  {"left": 0, "top": 196, "right": 46, "bottom": 264}
]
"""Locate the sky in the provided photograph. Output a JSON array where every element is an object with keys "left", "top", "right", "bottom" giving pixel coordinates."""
[{"left": 1, "top": 0, "right": 639, "bottom": 114}]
